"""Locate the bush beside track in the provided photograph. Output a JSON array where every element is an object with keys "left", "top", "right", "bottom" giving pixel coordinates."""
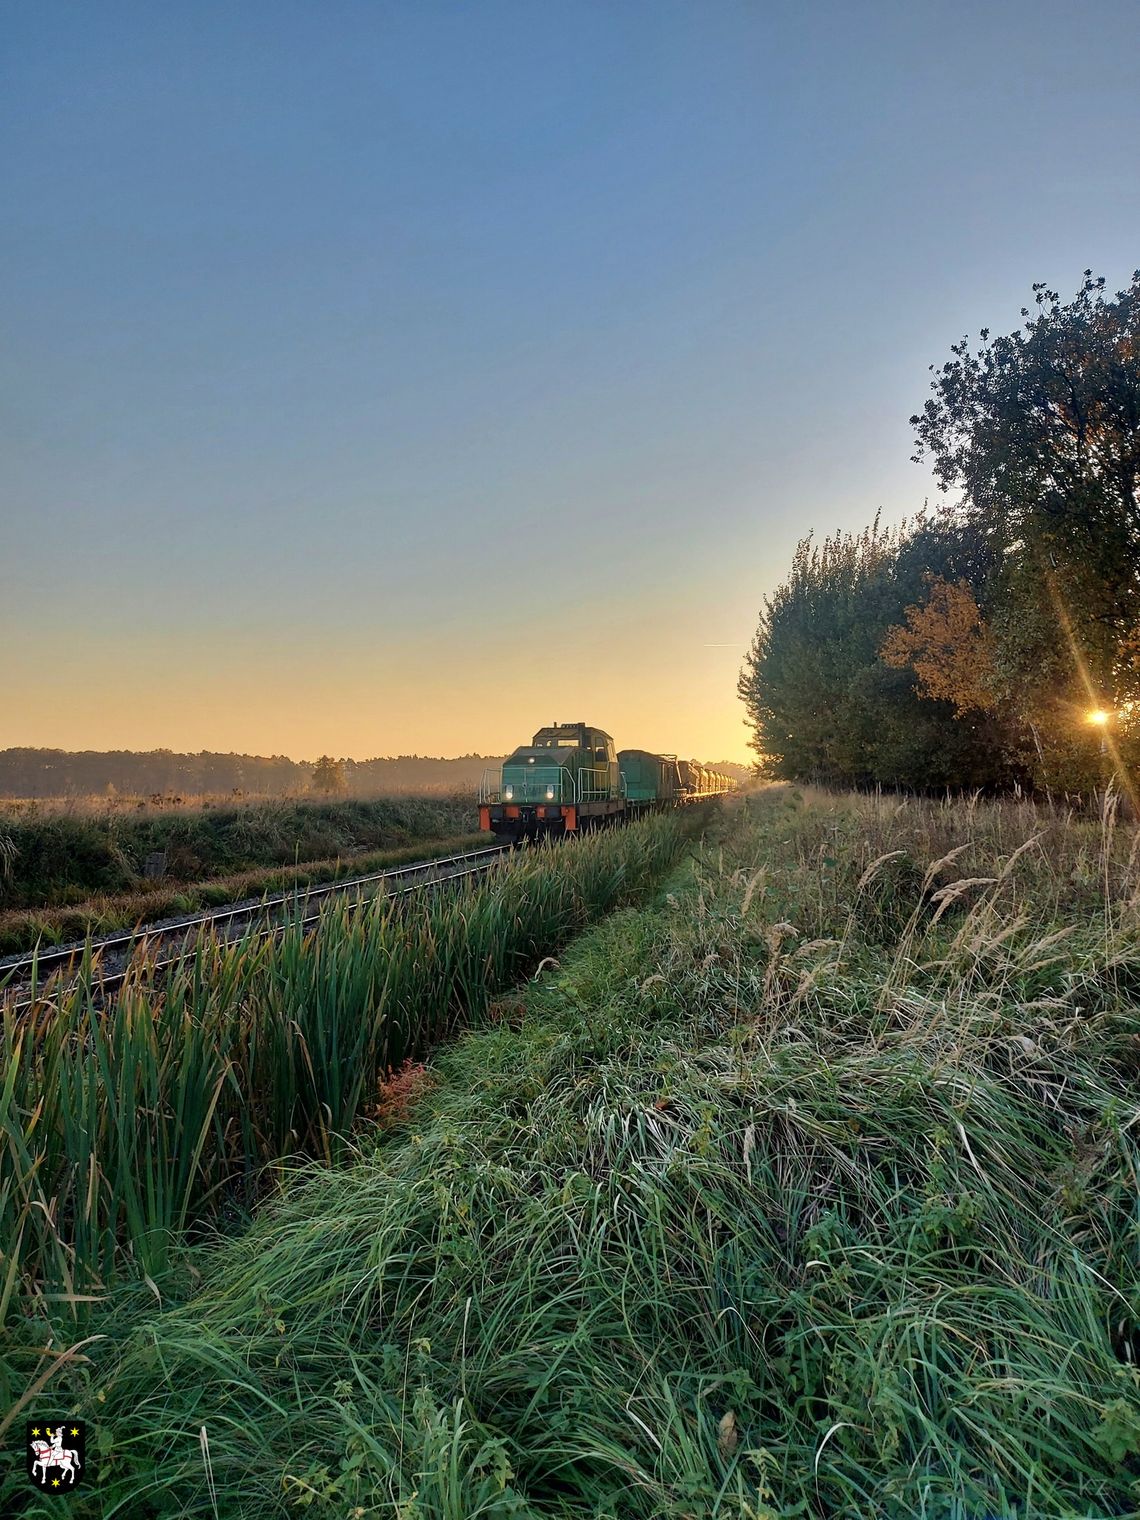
[{"left": 19, "top": 785, "right": 1140, "bottom": 1519}]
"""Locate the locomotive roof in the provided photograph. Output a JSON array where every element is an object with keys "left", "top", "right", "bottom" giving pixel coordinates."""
[{"left": 528, "top": 723, "right": 611, "bottom": 746}]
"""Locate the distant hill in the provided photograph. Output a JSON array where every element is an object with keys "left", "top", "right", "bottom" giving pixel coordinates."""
[{"left": 0, "top": 748, "right": 504, "bottom": 800}]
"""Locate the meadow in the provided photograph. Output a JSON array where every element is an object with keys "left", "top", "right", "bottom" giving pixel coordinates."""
[
  {"left": 0, "top": 792, "right": 479, "bottom": 907},
  {"left": 3, "top": 788, "right": 1140, "bottom": 1517},
  {"left": 0, "top": 793, "right": 479, "bottom": 954},
  {"left": 0, "top": 832, "right": 491, "bottom": 959}
]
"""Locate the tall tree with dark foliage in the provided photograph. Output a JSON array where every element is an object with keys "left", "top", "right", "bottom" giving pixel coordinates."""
[{"left": 743, "top": 272, "right": 1140, "bottom": 794}]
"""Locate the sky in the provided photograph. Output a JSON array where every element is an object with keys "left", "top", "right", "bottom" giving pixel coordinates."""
[{"left": 3, "top": 1, "right": 1139, "bottom": 764}]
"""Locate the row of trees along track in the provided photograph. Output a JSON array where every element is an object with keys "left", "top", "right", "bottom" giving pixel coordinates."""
[{"left": 739, "top": 270, "right": 1140, "bottom": 798}]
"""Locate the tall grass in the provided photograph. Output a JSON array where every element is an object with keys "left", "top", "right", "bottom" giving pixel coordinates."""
[
  {"left": 0, "top": 831, "right": 488, "bottom": 957},
  {"left": 0, "top": 794, "right": 476, "bottom": 912},
  {"left": 0, "top": 816, "right": 687, "bottom": 1413},
  {"left": 34, "top": 785, "right": 1140, "bottom": 1519}
]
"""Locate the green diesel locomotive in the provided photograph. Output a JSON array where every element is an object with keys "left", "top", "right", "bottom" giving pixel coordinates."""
[{"left": 479, "top": 721, "right": 734, "bottom": 841}]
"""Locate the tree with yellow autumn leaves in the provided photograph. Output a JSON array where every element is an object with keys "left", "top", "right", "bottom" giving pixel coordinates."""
[{"left": 880, "top": 577, "right": 998, "bottom": 716}]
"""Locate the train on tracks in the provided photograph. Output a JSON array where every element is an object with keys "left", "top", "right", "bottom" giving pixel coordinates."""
[{"left": 478, "top": 721, "right": 735, "bottom": 842}]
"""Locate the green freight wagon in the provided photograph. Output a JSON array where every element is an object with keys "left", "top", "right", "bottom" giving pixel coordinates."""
[{"left": 617, "top": 749, "right": 679, "bottom": 810}]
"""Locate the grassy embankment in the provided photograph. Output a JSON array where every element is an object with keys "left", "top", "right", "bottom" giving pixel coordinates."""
[
  {"left": 0, "top": 812, "right": 691, "bottom": 1486},
  {"left": 12, "top": 785, "right": 1139, "bottom": 1519},
  {"left": 0, "top": 794, "right": 480, "bottom": 955}
]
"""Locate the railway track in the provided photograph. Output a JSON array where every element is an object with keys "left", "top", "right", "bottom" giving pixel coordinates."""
[{"left": 1, "top": 843, "right": 513, "bottom": 1011}]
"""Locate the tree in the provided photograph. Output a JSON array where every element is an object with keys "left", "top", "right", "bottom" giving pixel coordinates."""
[
  {"left": 911, "top": 271, "right": 1140, "bottom": 714},
  {"left": 311, "top": 755, "right": 346, "bottom": 795},
  {"left": 740, "top": 272, "right": 1140, "bottom": 797},
  {"left": 738, "top": 516, "right": 1008, "bottom": 789},
  {"left": 881, "top": 577, "right": 999, "bottom": 715}
]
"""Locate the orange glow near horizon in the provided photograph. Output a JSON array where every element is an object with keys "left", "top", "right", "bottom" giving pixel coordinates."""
[{"left": 3, "top": 600, "right": 758, "bottom": 765}]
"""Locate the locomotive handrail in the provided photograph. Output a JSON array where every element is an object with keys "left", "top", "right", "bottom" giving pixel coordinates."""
[
  {"left": 576, "top": 767, "right": 613, "bottom": 802},
  {"left": 479, "top": 766, "right": 577, "bottom": 804}
]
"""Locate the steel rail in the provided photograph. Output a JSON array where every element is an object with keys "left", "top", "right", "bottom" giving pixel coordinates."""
[{"left": 1, "top": 844, "right": 512, "bottom": 1007}]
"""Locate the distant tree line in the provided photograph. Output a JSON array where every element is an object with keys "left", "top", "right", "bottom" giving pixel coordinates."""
[
  {"left": 0, "top": 749, "right": 504, "bottom": 800},
  {"left": 740, "top": 272, "right": 1140, "bottom": 797}
]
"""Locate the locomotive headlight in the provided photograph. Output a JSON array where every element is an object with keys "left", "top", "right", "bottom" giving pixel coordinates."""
[
  {"left": 503, "top": 785, "right": 513, "bottom": 800},
  {"left": 545, "top": 786, "right": 555, "bottom": 800}
]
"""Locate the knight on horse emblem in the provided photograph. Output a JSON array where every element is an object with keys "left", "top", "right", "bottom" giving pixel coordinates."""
[{"left": 25, "top": 1419, "right": 87, "bottom": 1492}]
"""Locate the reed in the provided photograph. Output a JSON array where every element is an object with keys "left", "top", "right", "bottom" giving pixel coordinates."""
[{"left": 0, "top": 814, "right": 687, "bottom": 1409}]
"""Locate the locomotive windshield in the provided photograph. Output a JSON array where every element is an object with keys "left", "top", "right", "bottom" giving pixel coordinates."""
[{"left": 530, "top": 727, "right": 584, "bottom": 749}]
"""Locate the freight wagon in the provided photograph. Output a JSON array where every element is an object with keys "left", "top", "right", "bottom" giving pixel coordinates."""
[{"left": 479, "top": 722, "right": 734, "bottom": 841}]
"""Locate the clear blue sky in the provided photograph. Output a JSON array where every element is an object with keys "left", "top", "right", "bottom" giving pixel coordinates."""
[{"left": 3, "top": 0, "right": 1139, "bottom": 761}]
